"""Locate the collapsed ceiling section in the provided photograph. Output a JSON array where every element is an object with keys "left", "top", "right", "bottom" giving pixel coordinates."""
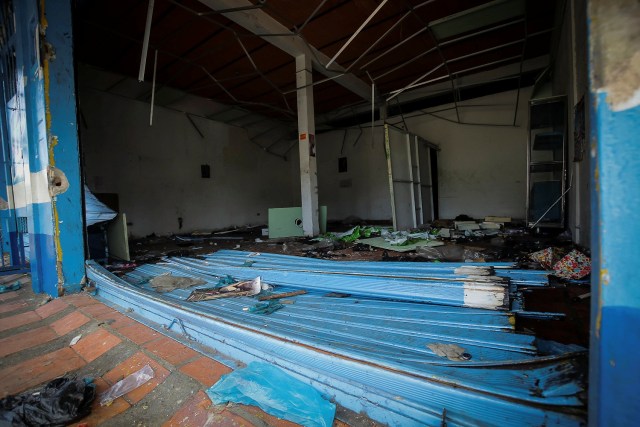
[{"left": 75, "top": 0, "right": 558, "bottom": 128}]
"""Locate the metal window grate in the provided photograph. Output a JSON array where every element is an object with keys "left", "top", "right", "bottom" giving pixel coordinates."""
[{"left": 16, "top": 216, "right": 27, "bottom": 233}]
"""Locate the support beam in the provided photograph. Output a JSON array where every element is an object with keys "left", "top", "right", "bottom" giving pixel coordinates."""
[
  {"left": 296, "top": 55, "right": 319, "bottom": 236},
  {"left": 196, "top": 0, "right": 371, "bottom": 102}
]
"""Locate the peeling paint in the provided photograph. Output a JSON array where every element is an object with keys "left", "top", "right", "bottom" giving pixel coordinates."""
[
  {"left": 590, "top": 0, "right": 640, "bottom": 111},
  {"left": 40, "top": 2, "right": 65, "bottom": 288},
  {"left": 48, "top": 166, "right": 69, "bottom": 196}
]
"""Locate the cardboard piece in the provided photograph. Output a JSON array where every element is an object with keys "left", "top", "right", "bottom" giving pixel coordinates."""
[{"left": 107, "top": 213, "right": 130, "bottom": 261}]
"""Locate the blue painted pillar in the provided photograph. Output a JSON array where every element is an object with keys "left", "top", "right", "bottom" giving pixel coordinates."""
[
  {"left": 39, "top": 0, "right": 86, "bottom": 294},
  {"left": 588, "top": 1, "right": 640, "bottom": 425},
  {"left": 6, "top": 0, "right": 85, "bottom": 295}
]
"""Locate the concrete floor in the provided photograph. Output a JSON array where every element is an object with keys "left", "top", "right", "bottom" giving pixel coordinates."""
[{"left": 0, "top": 274, "right": 357, "bottom": 427}]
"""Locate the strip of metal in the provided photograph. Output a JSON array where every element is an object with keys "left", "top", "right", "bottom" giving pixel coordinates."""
[
  {"left": 387, "top": 63, "right": 445, "bottom": 102},
  {"left": 296, "top": 0, "right": 330, "bottom": 33},
  {"left": 439, "top": 18, "right": 526, "bottom": 47},
  {"left": 360, "top": 27, "right": 429, "bottom": 70},
  {"left": 360, "top": 28, "right": 434, "bottom": 75},
  {"left": 206, "top": 251, "right": 547, "bottom": 285},
  {"left": 384, "top": 125, "right": 398, "bottom": 230},
  {"left": 149, "top": 49, "right": 158, "bottom": 126},
  {"left": 326, "top": 0, "right": 389, "bottom": 68},
  {"left": 138, "top": 0, "right": 155, "bottom": 82},
  {"left": 388, "top": 55, "right": 522, "bottom": 95},
  {"left": 513, "top": 16, "right": 528, "bottom": 126},
  {"left": 185, "top": 114, "right": 205, "bottom": 138},
  {"left": 345, "top": 11, "right": 412, "bottom": 72}
]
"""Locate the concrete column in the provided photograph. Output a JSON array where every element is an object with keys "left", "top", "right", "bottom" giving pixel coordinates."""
[
  {"left": 8, "top": 0, "right": 85, "bottom": 296},
  {"left": 41, "top": 0, "right": 86, "bottom": 294},
  {"left": 296, "top": 54, "right": 319, "bottom": 236},
  {"left": 588, "top": 0, "right": 640, "bottom": 425}
]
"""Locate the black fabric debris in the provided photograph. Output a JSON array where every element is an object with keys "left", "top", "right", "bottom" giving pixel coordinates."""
[{"left": 0, "top": 376, "right": 95, "bottom": 427}]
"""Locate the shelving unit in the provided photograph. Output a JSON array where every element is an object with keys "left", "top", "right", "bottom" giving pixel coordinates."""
[{"left": 526, "top": 95, "right": 568, "bottom": 229}]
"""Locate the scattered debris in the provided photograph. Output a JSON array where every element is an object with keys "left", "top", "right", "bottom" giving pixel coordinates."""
[
  {"left": 258, "top": 290, "right": 307, "bottom": 301},
  {"left": 484, "top": 216, "right": 511, "bottom": 223},
  {"left": 186, "top": 277, "right": 265, "bottom": 302},
  {"left": 530, "top": 247, "right": 564, "bottom": 269},
  {"left": 207, "top": 362, "right": 336, "bottom": 427},
  {"left": 529, "top": 247, "right": 591, "bottom": 279},
  {"left": 0, "top": 281, "right": 21, "bottom": 294},
  {"left": 149, "top": 274, "right": 206, "bottom": 293},
  {"left": 427, "top": 343, "right": 472, "bottom": 361},
  {"left": 249, "top": 301, "right": 284, "bottom": 315},
  {"left": 0, "top": 376, "right": 96, "bottom": 425},
  {"left": 70, "top": 334, "right": 82, "bottom": 346},
  {"left": 553, "top": 249, "right": 591, "bottom": 279},
  {"left": 100, "top": 365, "right": 154, "bottom": 406},
  {"left": 324, "top": 292, "right": 351, "bottom": 298},
  {"left": 326, "top": 225, "right": 381, "bottom": 243}
]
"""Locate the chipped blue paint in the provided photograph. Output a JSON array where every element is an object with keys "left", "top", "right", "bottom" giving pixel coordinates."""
[
  {"left": 0, "top": 0, "right": 85, "bottom": 294},
  {"left": 42, "top": 0, "right": 85, "bottom": 292},
  {"left": 590, "top": 92, "right": 640, "bottom": 426}
]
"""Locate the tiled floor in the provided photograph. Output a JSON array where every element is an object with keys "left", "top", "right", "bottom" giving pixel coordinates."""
[{"left": 0, "top": 275, "right": 353, "bottom": 426}]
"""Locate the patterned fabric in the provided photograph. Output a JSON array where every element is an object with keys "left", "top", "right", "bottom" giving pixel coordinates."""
[
  {"left": 553, "top": 249, "right": 591, "bottom": 279},
  {"left": 529, "top": 247, "right": 564, "bottom": 270}
]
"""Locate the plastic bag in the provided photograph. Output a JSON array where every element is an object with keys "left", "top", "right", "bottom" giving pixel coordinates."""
[
  {"left": 0, "top": 376, "right": 95, "bottom": 426},
  {"left": 99, "top": 364, "right": 154, "bottom": 406},
  {"left": 207, "top": 362, "right": 335, "bottom": 427}
]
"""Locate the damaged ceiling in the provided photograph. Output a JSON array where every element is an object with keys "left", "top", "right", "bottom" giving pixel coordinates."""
[{"left": 75, "top": 0, "right": 560, "bottom": 129}]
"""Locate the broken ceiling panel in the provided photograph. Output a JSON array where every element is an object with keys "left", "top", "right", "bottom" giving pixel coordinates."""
[{"left": 75, "top": 0, "right": 559, "bottom": 124}]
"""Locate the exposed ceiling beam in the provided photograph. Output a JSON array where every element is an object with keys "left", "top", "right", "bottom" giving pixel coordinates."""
[{"left": 196, "top": 0, "right": 372, "bottom": 102}]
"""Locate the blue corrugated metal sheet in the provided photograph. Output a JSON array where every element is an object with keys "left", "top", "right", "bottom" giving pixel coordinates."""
[
  {"left": 86, "top": 253, "right": 585, "bottom": 426},
  {"left": 84, "top": 186, "right": 116, "bottom": 226}
]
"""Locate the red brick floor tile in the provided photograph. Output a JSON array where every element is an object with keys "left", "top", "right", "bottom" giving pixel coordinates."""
[
  {"left": 103, "top": 351, "right": 170, "bottom": 405},
  {"left": 179, "top": 357, "right": 232, "bottom": 387},
  {"left": 72, "top": 328, "right": 122, "bottom": 362},
  {"left": 143, "top": 337, "right": 199, "bottom": 366},
  {"left": 80, "top": 303, "right": 117, "bottom": 318},
  {"left": 0, "top": 325, "right": 58, "bottom": 358},
  {"left": 237, "top": 405, "right": 301, "bottom": 427},
  {"left": 95, "top": 311, "right": 137, "bottom": 330},
  {"left": 0, "top": 311, "right": 41, "bottom": 332},
  {"left": 63, "top": 293, "right": 101, "bottom": 307},
  {"left": 0, "top": 289, "right": 23, "bottom": 302},
  {"left": 0, "top": 300, "right": 29, "bottom": 314},
  {"left": 71, "top": 377, "right": 130, "bottom": 426},
  {"left": 117, "top": 323, "right": 162, "bottom": 345},
  {"left": 0, "top": 347, "right": 86, "bottom": 397},
  {"left": 35, "top": 298, "right": 69, "bottom": 319},
  {"left": 163, "top": 391, "right": 252, "bottom": 427},
  {"left": 50, "top": 311, "right": 91, "bottom": 336}
]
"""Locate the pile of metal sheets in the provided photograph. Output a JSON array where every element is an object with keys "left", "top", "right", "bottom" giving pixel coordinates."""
[{"left": 86, "top": 251, "right": 585, "bottom": 426}]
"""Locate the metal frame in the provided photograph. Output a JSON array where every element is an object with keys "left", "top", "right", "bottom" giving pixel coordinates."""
[{"left": 525, "top": 95, "right": 568, "bottom": 229}]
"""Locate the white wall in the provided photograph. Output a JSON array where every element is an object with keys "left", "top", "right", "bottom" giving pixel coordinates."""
[
  {"left": 315, "top": 128, "right": 391, "bottom": 221},
  {"left": 404, "top": 89, "right": 531, "bottom": 220},
  {"left": 79, "top": 89, "right": 297, "bottom": 237},
  {"left": 313, "top": 89, "right": 531, "bottom": 222}
]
